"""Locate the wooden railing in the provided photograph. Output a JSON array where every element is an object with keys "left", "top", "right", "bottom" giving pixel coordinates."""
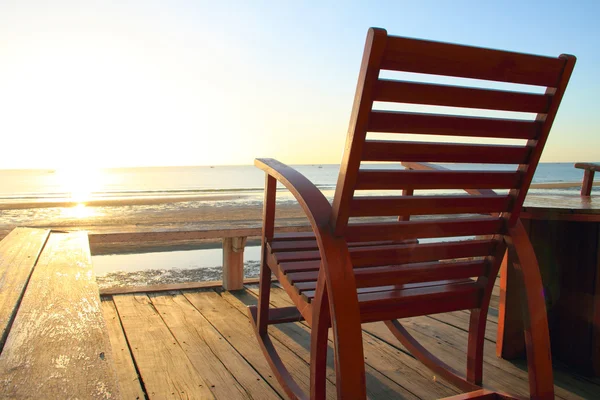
[{"left": 88, "top": 225, "right": 311, "bottom": 292}]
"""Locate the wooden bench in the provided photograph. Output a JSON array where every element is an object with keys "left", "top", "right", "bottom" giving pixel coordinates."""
[{"left": 0, "top": 228, "right": 119, "bottom": 399}]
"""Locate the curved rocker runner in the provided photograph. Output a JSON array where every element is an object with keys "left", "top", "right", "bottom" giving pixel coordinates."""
[{"left": 248, "top": 27, "right": 575, "bottom": 399}]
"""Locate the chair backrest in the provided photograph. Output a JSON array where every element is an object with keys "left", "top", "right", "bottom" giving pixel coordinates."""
[{"left": 330, "top": 28, "right": 575, "bottom": 256}]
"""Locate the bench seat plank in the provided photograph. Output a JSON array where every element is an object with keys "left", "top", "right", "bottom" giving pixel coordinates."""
[
  {"left": 0, "top": 228, "right": 50, "bottom": 349},
  {"left": 0, "top": 231, "right": 119, "bottom": 399}
]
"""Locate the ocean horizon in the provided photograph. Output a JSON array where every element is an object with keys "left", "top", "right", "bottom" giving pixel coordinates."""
[{"left": 0, "top": 162, "right": 594, "bottom": 206}]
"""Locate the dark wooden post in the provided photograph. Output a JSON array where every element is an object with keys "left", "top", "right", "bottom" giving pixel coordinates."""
[{"left": 575, "top": 163, "right": 599, "bottom": 196}]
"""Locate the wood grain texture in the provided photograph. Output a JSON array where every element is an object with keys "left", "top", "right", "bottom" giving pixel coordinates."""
[
  {"left": 182, "top": 289, "right": 335, "bottom": 397},
  {"left": 0, "top": 232, "right": 119, "bottom": 399},
  {"left": 355, "top": 170, "right": 521, "bottom": 190},
  {"left": 345, "top": 217, "right": 504, "bottom": 242},
  {"left": 0, "top": 228, "right": 49, "bottom": 349},
  {"left": 349, "top": 195, "right": 511, "bottom": 217},
  {"left": 101, "top": 298, "right": 145, "bottom": 399},
  {"left": 381, "top": 34, "right": 565, "bottom": 86},
  {"left": 222, "top": 236, "right": 246, "bottom": 290},
  {"left": 112, "top": 293, "right": 214, "bottom": 399},
  {"left": 373, "top": 79, "right": 552, "bottom": 113},
  {"left": 100, "top": 277, "right": 261, "bottom": 296},
  {"left": 367, "top": 111, "right": 540, "bottom": 139},
  {"left": 240, "top": 285, "right": 460, "bottom": 399},
  {"left": 361, "top": 140, "right": 531, "bottom": 164},
  {"left": 149, "top": 291, "right": 280, "bottom": 399}
]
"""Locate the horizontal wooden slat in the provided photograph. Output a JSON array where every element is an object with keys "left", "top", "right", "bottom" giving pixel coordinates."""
[
  {"left": 279, "top": 260, "right": 321, "bottom": 274},
  {"left": 362, "top": 140, "right": 532, "bottom": 164},
  {"left": 367, "top": 111, "right": 540, "bottom": 139},
  {"left": 358, "top": 282, "right": 483, "bottom": 323},
  {"left": 301, "top": 279, "right": 476, "bottom": 299},
  {"left": 381, "top": 35, "right": 565, "bottom": 87},
  {"left": 350, "top": 239, "right": 497, "bottom": 268},
  {"left": 301, "top": 280, "right": 483, "bottom": 321},
  {"left": 350, "top": 195, "right": 511, "bottom": 217},
  {"left": 373, "top": 80, "right": 552, "bottom": 113},
  {"left": 288, "top": 260, "right": 486, "bottom": 289},
  {"left": 272, "top": 238, "right": 498, "bottom": 266},
  {"left": 272, "top": 231, "right": 316, "bottom": 241},
  {"left": 355, "top": 170, "right": 521, "bottom": 190},
  {"left": 354, "top": 260, "right": 487, "bottom": 288},
  {"left": 270, "top": 240, "right": 319, "bottom": 253},
  {"left": 345, "top": 217, "right": 505, "bottom": 242},
  {"left": 270, "top": 238, "right": 399, "bottom": 253}
]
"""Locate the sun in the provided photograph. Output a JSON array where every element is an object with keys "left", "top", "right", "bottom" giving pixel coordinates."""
[{"left": 56, "top": 166, "right": 103, "bottom": 204}]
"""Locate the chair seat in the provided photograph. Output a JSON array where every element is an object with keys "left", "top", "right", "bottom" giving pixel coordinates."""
[{"left": 267, "top": 232, "right": 485, "bottom": 322}]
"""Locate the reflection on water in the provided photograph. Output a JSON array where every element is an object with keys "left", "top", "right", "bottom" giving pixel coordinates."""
[
  {"left": 93, "top": 246, "right": 262, "bottom": 288},
  {"left": 60, "top": 203, "right": 98, "bottom": 219}
]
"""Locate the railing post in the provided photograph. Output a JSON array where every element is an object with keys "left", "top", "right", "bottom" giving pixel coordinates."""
[{"left": 222, "top": 236, "right": 247, "bottom": 290}]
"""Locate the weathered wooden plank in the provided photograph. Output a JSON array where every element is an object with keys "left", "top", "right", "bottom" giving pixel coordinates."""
[
  {"left": 182, "top": 289, "right": 338, "bottom": 398},
  {"left": 0, "top": 228, "right": 50, "bottom": 349},
  {"left": 253, "top": 285, "right": 600, "bottom": 399},
  {"left": 88, "top": 225, "right": 310, "bottom": 245},
  {"left": 100, "top": 277, "right": 262, "bottom": 296},
  {"left": 0, "top": 232, "right": 119, "bottom": 399},
  {"left": 148, "top": 291, "right": 280, "bottom": 399},
  {"left": 429, "top": 309, "right": 600, "bottom": 397},
  {"left": 112, "top": 293, "right": 214, "bottom": 399},
  {"left": 222, "top": 236, "right": 247, "bottom": 290},
  {"left": 364, "top": 315, "right": 592, "bottom": 399},
  {"left": 101, "top": 298, "right": 145, "bottom": 400},
  {"left": 242, "top": 285, "right": 460, "bottom": 398}
]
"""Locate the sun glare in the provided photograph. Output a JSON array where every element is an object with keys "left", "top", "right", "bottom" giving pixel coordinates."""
[{"left": 56, "top": 167, "right": 103, "bottom": 203}]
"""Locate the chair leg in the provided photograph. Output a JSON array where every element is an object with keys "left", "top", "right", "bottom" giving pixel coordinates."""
[
  {"left": 506, "top": 221, "right": 554, "bottom": 400},
  {"left": 248, "top": 306, "right": 307, "bottom": 399},
  {"left": 309, "top": 289, "right": 330, "bottom": 400},
  {"left": 256, "top": 255, "right": 272, "bottom": 335},
  {"left": 466, "top": 309, "right": 485, "bottom": 385},
  {"left": 386, "top": 319, "right": 481, "bottom": 393}
]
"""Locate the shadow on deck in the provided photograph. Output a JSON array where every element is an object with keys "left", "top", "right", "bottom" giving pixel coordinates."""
[
  {"left": 103, "top": 284, "right": 600, "bottom": 399},
  {"left": 1, "top": 228, "right": 599, "bottom": 399}
]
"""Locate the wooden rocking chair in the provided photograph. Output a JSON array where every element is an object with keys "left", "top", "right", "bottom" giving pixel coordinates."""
[{"left": 248, "top": 28, "right": 575, "bottom": 399}]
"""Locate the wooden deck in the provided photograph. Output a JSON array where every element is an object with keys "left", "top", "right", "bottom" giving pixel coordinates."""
[
  {"left": 101, "top": 284, "right": 600, "bottom": 399},
  {"left": 1, "top": 228, "right": 600, "bottom": 399}
]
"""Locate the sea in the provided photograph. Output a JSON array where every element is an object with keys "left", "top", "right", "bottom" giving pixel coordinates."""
[{"left": 0, "top": 163, "right": 595, "bottom": 288}]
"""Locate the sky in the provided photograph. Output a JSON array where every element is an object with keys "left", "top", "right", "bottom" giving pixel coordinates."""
[{"left": 0, "top": 0, "right": 598, "bottom": 169}]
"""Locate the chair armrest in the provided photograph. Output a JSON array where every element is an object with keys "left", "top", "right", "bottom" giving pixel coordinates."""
[
  {"left": 254, "top": 158, "right": 364, "bottom": 380},
  {"left": 401, "top": 161, "right": 496, "bottom": 196},
  {"left": 255, "top": 158, "right": 331, "bottom": 229}
]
